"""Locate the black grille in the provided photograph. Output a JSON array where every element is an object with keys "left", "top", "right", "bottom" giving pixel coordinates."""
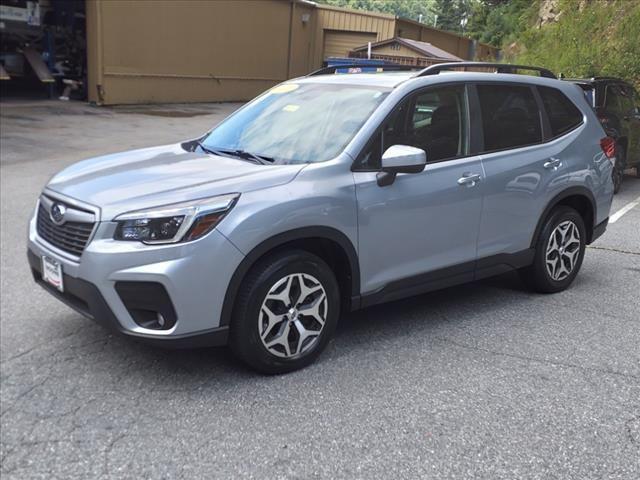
[{"left": 36, "top": 203, "right": 95, "bottom": 256}]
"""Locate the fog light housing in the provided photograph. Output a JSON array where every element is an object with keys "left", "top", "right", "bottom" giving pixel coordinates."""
[{"left": 115, "top": 281, "right": 177, "bottom": 330}]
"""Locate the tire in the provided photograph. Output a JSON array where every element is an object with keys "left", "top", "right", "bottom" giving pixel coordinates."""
[
  {"left": 521, "top": 206, "right": 586, "bottom": 293},
  {"left": 229, "top": 249, "right": 340, "bottom": 374},
  {"left": 612, "top": 144, "right": 625, "bottom": 194}
]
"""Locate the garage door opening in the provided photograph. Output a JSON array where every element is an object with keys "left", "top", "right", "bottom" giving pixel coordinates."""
[{"left": 0, "top": 0, "right": 87, "bottom": 101}]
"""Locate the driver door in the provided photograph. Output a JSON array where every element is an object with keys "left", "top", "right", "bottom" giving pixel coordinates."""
[{"left": 352, "top": 84, "right": 484, "bottom": 302}]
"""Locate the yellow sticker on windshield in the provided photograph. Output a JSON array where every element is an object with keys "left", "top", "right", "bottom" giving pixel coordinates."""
[
  {"left": 270, "top": 83, "right": 299, "bottom": 94},
  {"left": 282, "top": 104, "right": 300, "bottom": 112}
]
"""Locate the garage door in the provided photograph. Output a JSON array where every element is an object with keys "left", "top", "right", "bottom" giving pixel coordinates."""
[{"left": 323, "top": 30, "right": 377, "bottom": 59}]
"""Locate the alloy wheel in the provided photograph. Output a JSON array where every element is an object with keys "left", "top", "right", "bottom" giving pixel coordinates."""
[
  {"left": 545, "top": 220, "right": 581, "bottom": 281},
  {"left": 258, "top": 273, "right": 328, "bottom": 358}
]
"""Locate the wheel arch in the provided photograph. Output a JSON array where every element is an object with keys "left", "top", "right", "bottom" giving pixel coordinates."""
[
  {"left": 220, "top": 227, "right": 360, "bottom": 327},
  {"left": 530, "top": 187, "right": 598, "bottom": 247}
]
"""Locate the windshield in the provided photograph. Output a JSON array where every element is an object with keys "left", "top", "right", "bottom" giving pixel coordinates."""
[{"left": 201, "top": 83, "right": 389, "bottom": 164}]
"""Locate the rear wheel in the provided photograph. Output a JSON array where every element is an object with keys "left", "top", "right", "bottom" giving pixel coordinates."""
[
  {"left": 229, "top": 250, "right": 340, "bottom": 374},
  {"left": 521, "top": 206, "right": 586, "bottom": 293},
  {"left": 612, "top": 144, "right": 625, "bottom": 194}
]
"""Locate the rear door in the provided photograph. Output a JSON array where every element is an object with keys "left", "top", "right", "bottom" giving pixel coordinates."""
[
  {"left": 621, "top": 85, "right": 640, "bottom": 164},
  {"left": 353, "top": 84, "right": 484, "bottom": 298},
  {"left": 474, "top": 83, "right": 581, "bottom": 264}
]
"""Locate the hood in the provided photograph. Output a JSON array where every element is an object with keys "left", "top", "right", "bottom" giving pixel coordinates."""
[{"left": 46, "top": 143, "right": 306, "bottom": 220}]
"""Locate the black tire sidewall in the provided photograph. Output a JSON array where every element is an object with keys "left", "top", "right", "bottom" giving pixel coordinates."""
[
  {"left": 230, "top": 250, "right": 340, "bottom": 374},
  {"left": 613, "top": 144, "right": 625, "bottom": 193},
  {"left": 530, "top": 206, "right": 587, "bottom": 293}
]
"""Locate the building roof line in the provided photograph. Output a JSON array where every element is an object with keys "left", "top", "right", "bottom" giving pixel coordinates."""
[{"left": 351, "top": 36, "right": 462, "bottom": 61}]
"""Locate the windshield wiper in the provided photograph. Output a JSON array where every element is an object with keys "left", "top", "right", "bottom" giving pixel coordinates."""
[
  {"left": 229, "top": 149, "right": 275, "bottom": 165},
  {"left": 197, "top": 142, "right": 274, "bottom": 165}
]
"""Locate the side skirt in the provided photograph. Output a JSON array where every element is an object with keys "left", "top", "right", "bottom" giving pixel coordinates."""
[{"left": 358, "top": 249, "right": 535, "bottom": 309}]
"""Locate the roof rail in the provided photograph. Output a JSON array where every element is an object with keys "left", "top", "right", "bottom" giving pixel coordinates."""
[
  {"left": 414, "top": 62, "right": 557, "bottom": 79},
  {"left": 308, "top": 64, "right": 422, "bottom": 76},
  {"left": 591, "top": 76, "right": 628, "bottom": 83}
]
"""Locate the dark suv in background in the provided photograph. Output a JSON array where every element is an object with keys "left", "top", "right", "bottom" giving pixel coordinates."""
[{"left": 567, "top": 77, "right": 640, "bottom": 192}]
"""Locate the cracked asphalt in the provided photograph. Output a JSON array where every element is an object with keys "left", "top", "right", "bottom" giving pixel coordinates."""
[{"left": 1, "top": 100, "right": 639, "bottom": 479}]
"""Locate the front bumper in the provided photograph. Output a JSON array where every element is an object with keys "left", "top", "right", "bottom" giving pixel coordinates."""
[
  {"left": 28, "top": 250, "right": 228, "bottom": 347},
  {"left": 27, "top": 200, "right": 245, "bottom": 348}
]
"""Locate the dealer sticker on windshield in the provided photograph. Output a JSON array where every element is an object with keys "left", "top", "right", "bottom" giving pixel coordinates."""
[{"left": 42, "top": 255, "right": 64, "bottom": 292}]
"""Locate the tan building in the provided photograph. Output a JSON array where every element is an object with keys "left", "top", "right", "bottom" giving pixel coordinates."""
[
  {"left": 85, "top": 0, "right": 499, "bottom": 105},
  {"left": 349, "top": 37, "right": 463, "bottom": 66}
]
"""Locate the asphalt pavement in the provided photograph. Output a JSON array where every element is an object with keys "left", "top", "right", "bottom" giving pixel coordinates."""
[{"left": 1, "top": 100, "right": 639, "bottom": 479}]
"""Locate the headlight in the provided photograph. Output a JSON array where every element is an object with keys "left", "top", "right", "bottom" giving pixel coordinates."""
[{"left": 113, "top": 193, "right": 239, "bottom": 244}]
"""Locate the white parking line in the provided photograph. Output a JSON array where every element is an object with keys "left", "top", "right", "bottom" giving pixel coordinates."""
[{"left": 609, "top": 195, "right": 640, "bottom": 223}]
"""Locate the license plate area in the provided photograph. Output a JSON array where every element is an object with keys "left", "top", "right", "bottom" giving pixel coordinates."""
[{"left": 42, "top": 255, "right": 64, "bottom": 292}]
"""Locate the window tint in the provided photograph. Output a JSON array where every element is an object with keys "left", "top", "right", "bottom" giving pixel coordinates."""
[
  {"left": 355, "top": 85, "right": 468, "bottom": 169},
  {"left": 605, "top": 85, "right": 622, "bottom": 112},
  {"left": 356, "top": 99, "right": 409, "bottom": 170},
  {"left": 407, "top": 85, "right": 468, "bottom": 162},
  {"left": 477, "top": 84, "right": 542, "bottom": 152},
  {"left": 203, "top": 83, "right": 388, "bottom": 164},
  {"left": 619, "top": 86, "right": 635, "bottom": 113},
  {"left": 630, "top": 87, "right": 640, "bottom": 114},
  {"left": 538, "top": 86, "right": 583, "bottom": 137}
]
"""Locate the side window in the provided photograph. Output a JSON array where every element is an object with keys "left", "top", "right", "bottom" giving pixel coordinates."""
[
  {"left": 605, "top": 85, "right": 622, "bottom": 112},
  {"left": 355, "top": 99, "right": 409, "bottom": 171},
  {"left": 632, "top": 87, "right": 640, "bottom": 114},
  {"left": 619, "top": 86, "right": 635, "bottom": 114},
  {"left": 355, "top": 85, "right": 468, "bottom": 169},
  {"left": 538, "top": 86, "right": 583, "bottom": 137},
  {"left": 477, "top": 84, "right": 542, "bottom": 152},
  {"left": 407, "top": 85, "right": 468, "bottom": 162}
]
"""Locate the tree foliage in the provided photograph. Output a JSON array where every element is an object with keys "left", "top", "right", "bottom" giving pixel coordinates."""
[
  {"left": 466, "top": 0, "right": 535, "bottom": 47},
  {"left": 431, "top": 0, "right": 471, "bottom": 33},
  {"left": 513, "top": 0, "right": 640, "bottom": 89},
  {"left": 316, "top": 0, "right": 436, "bottom": 23}
]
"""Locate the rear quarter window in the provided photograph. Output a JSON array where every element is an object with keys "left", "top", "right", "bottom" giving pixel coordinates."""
[{"left": 538, "top": 86, "right": 584, "bottom": 138}]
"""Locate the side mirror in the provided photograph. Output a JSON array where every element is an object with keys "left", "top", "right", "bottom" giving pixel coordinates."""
[{"left": 377, "top": 145, "right": 427, "bottom": 187}]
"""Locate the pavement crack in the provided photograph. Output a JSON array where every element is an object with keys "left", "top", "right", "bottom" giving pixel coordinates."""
[
  {"left": 587, "top": 245, "right": 640, "bottom": 256},
  {"left": 625, "top": 415, "right": 640, "bottom": 446},
  {"left": 0, "top": 375, "right": 50, "bottom": 419},
  {"left": 435, "top": 336, "right": 640, "bottom": 381},
  {"left": 102, "top": 433, "right": 126, "bottom": 478}
]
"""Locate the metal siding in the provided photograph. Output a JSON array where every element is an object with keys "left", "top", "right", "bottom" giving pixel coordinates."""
[
  {"left": 323, "top": 30, "right": 377, "bottom": 59},
  {"left": 85, "top": 0, "right": 102, "bottom": 103},
  {"left": 93, "top": 0, "right": 303, "bottom": 104}
]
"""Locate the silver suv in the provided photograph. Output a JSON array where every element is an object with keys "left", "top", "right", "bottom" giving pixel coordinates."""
[{"left": 28, "top": 62, "right": 615, "bottom": 373}]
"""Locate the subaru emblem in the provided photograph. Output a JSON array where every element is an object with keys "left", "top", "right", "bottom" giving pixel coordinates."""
[{"left": 50, "top": 203, "right": 66, "bottom": 225}]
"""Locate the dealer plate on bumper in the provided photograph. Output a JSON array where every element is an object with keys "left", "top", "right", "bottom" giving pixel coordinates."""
[{"left": 42, "top": 255, "right": 64, "bottom": 292}]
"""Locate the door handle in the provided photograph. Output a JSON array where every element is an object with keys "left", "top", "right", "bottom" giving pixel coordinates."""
[
  {"left": 457, "top": 173, "right": 482, "bottom": 187},
  {"left": 543, "top": 158, "right": 562, "bottom": 170}
]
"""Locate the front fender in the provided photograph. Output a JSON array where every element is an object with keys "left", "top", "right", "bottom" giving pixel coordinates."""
[{"left": 216, "top": 159, "right": 359, "bottom": 326}]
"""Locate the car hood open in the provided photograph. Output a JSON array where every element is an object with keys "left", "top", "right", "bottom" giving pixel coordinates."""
[{"left": 46, "top": 143, "right": 306, "bottom": 220}]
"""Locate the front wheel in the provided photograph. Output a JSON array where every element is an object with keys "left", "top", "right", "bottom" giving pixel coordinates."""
[
  {"left": 229, "top": 250, "right": 340, "bottom": 374},
  {"left": 521, "top": 206, "right": 586, "bottom": 293}
]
